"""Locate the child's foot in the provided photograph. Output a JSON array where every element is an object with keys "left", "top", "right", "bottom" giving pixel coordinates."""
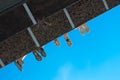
[
  {"left": 38, "top": 48, "right": 47, "bottom": 57},
  {"left": 66, "top": 39, "right": 72, "bottom": 46},
  {"left": 33, "top": 50, "right": 42, "bottom": 61},
  {"left": 54, "top": 39, "right": 60, "bottom": 46}
]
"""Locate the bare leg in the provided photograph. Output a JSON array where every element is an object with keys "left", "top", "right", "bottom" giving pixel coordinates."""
[
  {"left": 37, "top": 47, "right": 47, "bottom": 57},
  {"left": 18, "top": 57, "right": 24, "bottom": 65},
  {"left": 64, "top": 33, "right": 72, "bottom": 46},
  {"left": 78, "top": 25, "right": 85, "bottom": 35},
  {"left": 33, "top": 50, "right": 42, "bottom": 61},
  {"left": 82, "top": 24, "right": 90, "bottom": 32},
  {"left": 14, "top": 56, "right": 24, "bottom": 71},
  {"left": 14, "top": 61, "right": 22, "bottom": 71},
  {"left": 54, "top": 39, "right": 60, "bottom": 46}
]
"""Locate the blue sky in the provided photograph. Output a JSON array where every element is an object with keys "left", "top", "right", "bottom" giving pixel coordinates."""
[{"left": 0, "top": 5, "right": 120, "bottom": 80}]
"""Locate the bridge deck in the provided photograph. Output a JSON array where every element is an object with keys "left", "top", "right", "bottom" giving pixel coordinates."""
[{"left": 0, "top": 0, "right": 119, "bottom": 68}]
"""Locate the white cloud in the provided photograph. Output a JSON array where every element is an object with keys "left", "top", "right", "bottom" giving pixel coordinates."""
[
  {"left": 52, "top": 63, "right": 88, "bottom": 80},
  {"left": 53, "top": 64, "right": 73, "bottom": 80},
  {"left": 52, "top": 55, "right": 120, "bottom": 80}
]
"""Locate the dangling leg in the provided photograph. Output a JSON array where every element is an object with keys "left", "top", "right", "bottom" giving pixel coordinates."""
[
  {"left": 37, "top": 47, "right": 47, "bottom": 57},
  {"left": 78, "top": 25, "right": 85, "bottom": 35},
  {"left": 54, "top": 39, "right": 60, "bottom": 46},
  {"left": 33, "top": 50, "right": 42, "bottom": 61},
  {"left": 14, "top": 56, "right": 24, "bottom": 71},
  {"left": 18, "top": 57, "right": 24, "bottom": 65},
  {"left": 82, "top": 24, "right": 90, "bottom": 32},
  {"left": 64, "top": 33, "right": 72, "bottom": 46},
  {"left": 14, "top": 60, "right": 22, "bottom": 71}
]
